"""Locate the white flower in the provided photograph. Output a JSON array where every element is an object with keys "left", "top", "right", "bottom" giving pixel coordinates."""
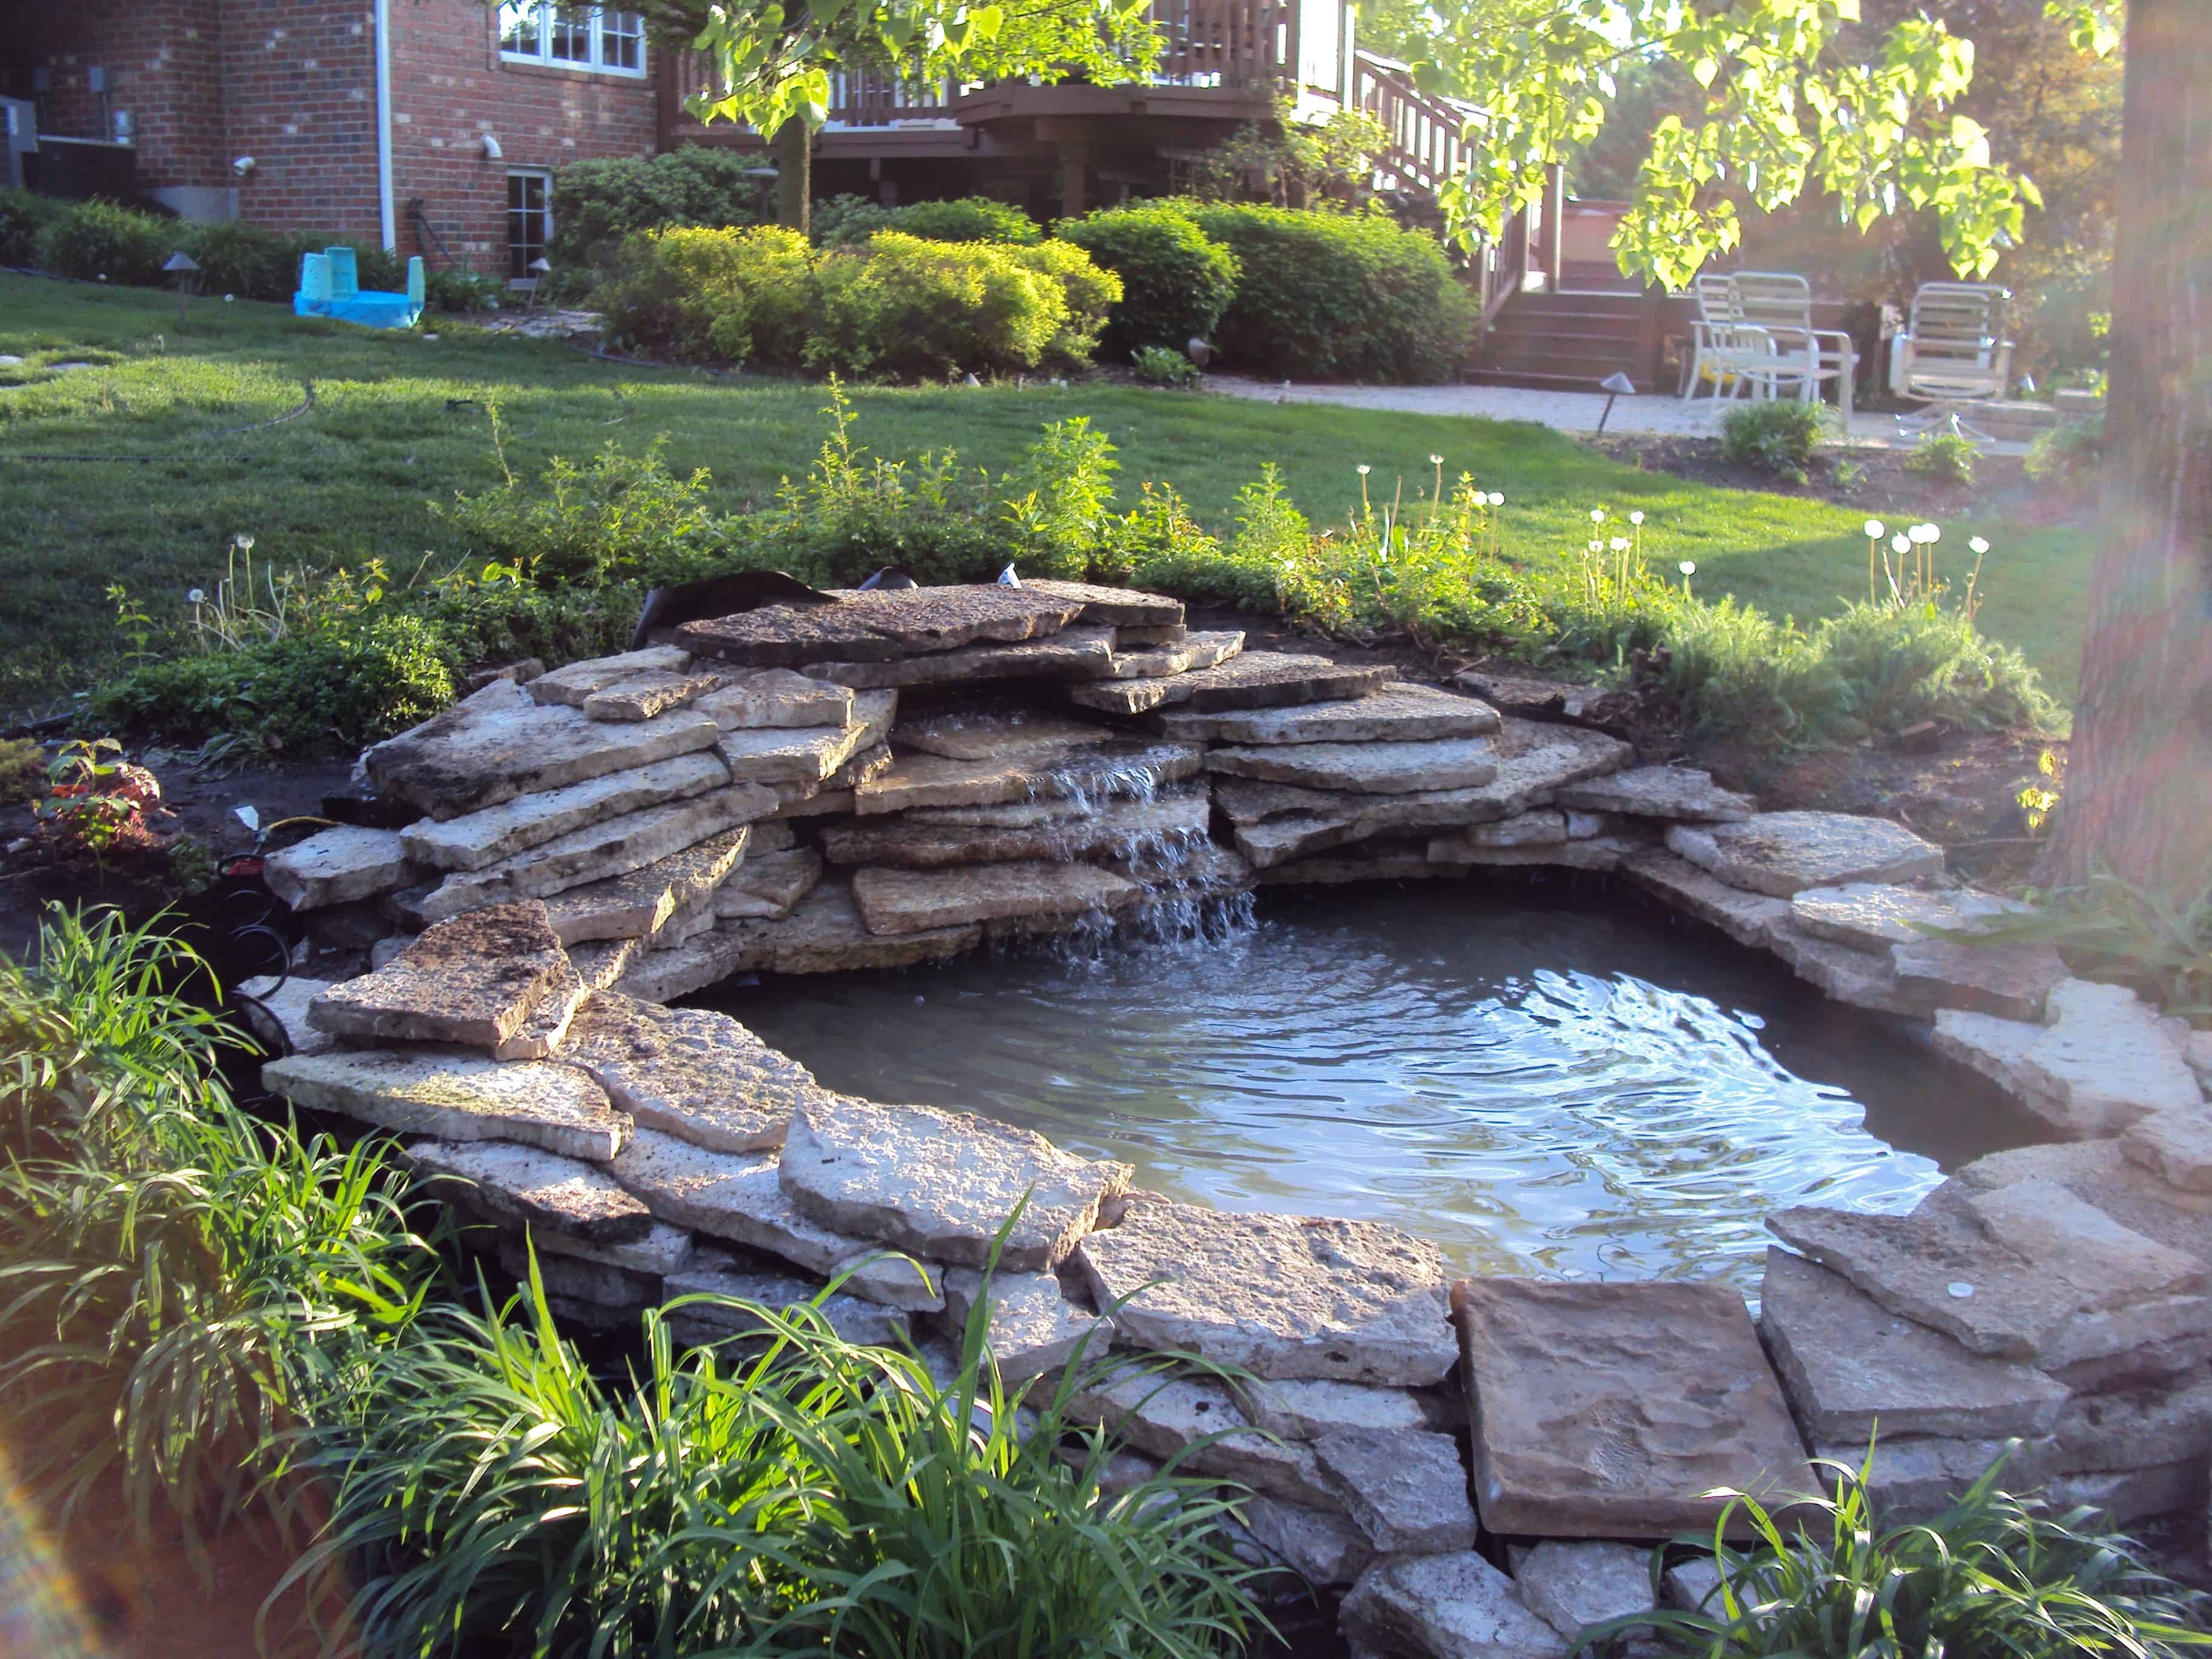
[
  {"left": 1589, "top": 508, "right": 1606, "bottom": 523},
  {"left": 1429, "top": 454, "right": 1444, "bottom": 466},
  {"left": 1610, "top": 537, "right": 1630, "bottom": 552},
  {"left": 1488, "top": 492, "right": 1504, "bottom": 506},
  {"left": 1356, "top": 464, "right": 1372, "bottom": 476},
  {"left": 1864, "top": 518, "right": 1885, "bottom": 538},
  {"left": 1891, "top": 533, "right": 1911, "bottom": 554},
  {"left": 223, "top": 293, "right": 235, "bottom": 303},
  {"left": 1969, "top": 535, "right": 1991, "bottom": 554},
  {"left": 1678, "top": 561, "right": 1697, "bottom": 576},
  {"left": 1909, "top": 523, "right": 1940, "bottom": 545},
  {"left": 186, "top": 588, "right": 206, "bottom": 605},
  {"left": 233, "top": 533, "right": 255, "bottom": 551},
  {"left": 1922, "top": 524, "right": 1942, "bottom": 544},
  {"left": 1587, "top": 540, "right": 1603, "bottom": 554},
  {"left": 1629, "top": 510, "right": 1645, "bottom": 526}
]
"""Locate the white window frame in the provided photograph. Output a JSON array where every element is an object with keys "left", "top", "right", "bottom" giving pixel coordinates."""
[
  {"left": 498, "top": 4, "right": 647, "bottom": 78},
  {"left": 507, "top": 167, "right": 555, "bottom": 281}
]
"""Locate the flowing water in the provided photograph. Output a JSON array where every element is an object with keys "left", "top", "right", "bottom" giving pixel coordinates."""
[{"left": 720, "top": 883, "right": 2026, "bottom": 1290}]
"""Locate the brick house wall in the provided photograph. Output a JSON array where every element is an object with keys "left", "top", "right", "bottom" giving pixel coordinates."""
[{"left": 221, "top": 1, "right": 381, "bottom": 240}]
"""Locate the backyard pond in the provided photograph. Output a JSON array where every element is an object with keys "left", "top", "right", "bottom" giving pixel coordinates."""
[{"left": 721, "top": 883, "right": 2028, "bottom": 1290}]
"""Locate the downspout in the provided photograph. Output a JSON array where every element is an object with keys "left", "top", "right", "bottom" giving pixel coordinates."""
[{"left": 374, "top": 0, "right": 396, "bottom": 252}]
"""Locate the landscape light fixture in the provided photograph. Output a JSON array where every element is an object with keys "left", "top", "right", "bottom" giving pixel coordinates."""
[
  {"left": 1595, "top": 371, "right": 1636, "bottom": 434},
  {"left": 163, "top": 249, "right": 199, "bottom": 332}
]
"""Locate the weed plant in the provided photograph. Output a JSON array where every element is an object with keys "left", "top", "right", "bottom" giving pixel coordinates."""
[
  {"left": 1721, "top": 400, "right": 1833, "bottom": 481},
  {"left": 1968, "top": 868, "right": 2212, "bottom": 1021},
  {"left": 1906, "top": 431, "right": 1979, "bottom": 484}
]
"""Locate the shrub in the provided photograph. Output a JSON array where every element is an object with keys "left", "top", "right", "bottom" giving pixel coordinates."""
[
  {"left": 1906, "top": 431, "right": 1977, "bottom": 484},
  {"left": 0, "top": 187, "right": 73, "bottom": 268},
  {"left": 808, "top": 231, "right": 1067, "bottom": 380},
  {"left": 594, "top": 224, "right": 809, "bottom": 363},
  {"left": 1814, "top": 599, "right": 2054, "bottom": 734},
  {"left": 890, "top": 195, "right": 1043, "bottom": 244},
  {"left": 41, "top": 197, "right": 172, "bottom": 286},
  {"left": 1057, "top": 202, "right": 1241, "bottom": 357},
  {"left": 549, "top": 148, "right": 767, "bottom": 272},
  {"left": 1602, "top": 1446, "right": 2210, "bottom": 1659},
  {"left": 1720, "top": 399, "right": 1831, "bottom": 479},
  {"left": 812, "top": 192, "right": 896, "bottom": 247},
  {"left": 1179, "top": 201, "right": 1473, "bottom": 382},
  {"left": 423, "top": 267, "right": 504, "bottom": 313},
  {"left": 1005, "top": 238, "right": 1121, "bottom": 366},
  {"left": 433, "top": 437, "right": 724, "bottom": 586},
  {"left": 1131, "top": 344, "right": 1200, "bottom": 386},
  {"left": 2026, "top": 412, "right": 2105, "bottom": 484},
  {"left": 178, "top": 220, "right": 295, "bottom": 300}
]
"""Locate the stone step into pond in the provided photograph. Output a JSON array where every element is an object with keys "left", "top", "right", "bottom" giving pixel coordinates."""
[{"left": 244, "top": 579, "right": 2212, "bottom": 1659}]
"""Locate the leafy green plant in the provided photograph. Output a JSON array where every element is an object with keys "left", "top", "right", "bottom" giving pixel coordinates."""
[
  {"left": 888, "top": 196, "right": 1044, "bottom": 245},
  {"left": 179, "top": 220, "right": 295, "bottom": 301},
  {"left": 1005, "top": 237, "right": 1121, "bottom": 367},
  {"left": 432, "top": 436, "right": 723, "bottom": 586},
  {"left": 1720, "top": 400, "right": 1832, "bottom": 480},
  {"left": 423, "top": 267, "right": 504, "bottom": 313},
  {"left": 1056, "top": 201, "right": 1241, "bottom": 358},
  {"left": 807, "top": 230, "right": 1073, "bottom": 380},
  {"left": 1131, "top": 344, "right": 1201, "bottom": 386},
  {"left": 550, "top": 147, "right": 771, "bottom": 273},
  {"left": 2026, "top": 412, "right": 2106, "bottom": 485},
  {"left": 1596, "top": 1445, "right": 2211, "bottom": 1659},
  {"left": 291, "top": 1242, "right": 1263, "bottom": 1659},
  {"left": 1906, "top": 431, "right": 1979, "bottom": 484},
  {"left": 40, "top": 196, "right": 171, "bottom": 286},
  {"left": 0, "top": 186, "right": 71, "bottom": 267},
  {"left": 594, "top": 223, "right": 811, "bottom": 364},
  {"left": 1969, "top": 868, "right": 2212, "bottom": 1021},
  {"left": 0, "top": 735, "right": 44, "bottom": 804},
  {"left": 32, "top": 737, "right": 166, "bottom": 867},
  {"left": 811, "top": 192, "right": 897, "bottom": 247}
]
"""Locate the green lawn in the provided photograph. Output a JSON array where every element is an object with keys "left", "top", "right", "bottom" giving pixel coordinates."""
[{"left": 0, "top": 273, "right": 2094, "bottom": 722}]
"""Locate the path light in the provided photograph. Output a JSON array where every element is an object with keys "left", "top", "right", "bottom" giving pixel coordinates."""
[
  {"left": 1595, "top": 370, "right": 1636, "bottom": 434},
  {"left": 163, "top": 249, "right": 199, "bottom": 333}
]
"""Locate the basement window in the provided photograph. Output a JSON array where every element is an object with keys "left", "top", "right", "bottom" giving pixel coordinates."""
[
  {"left": 508, "top": 169, "right": 552, "bottom": 280},
  {"left": 498, "top": 5, "right": 646, "bottom": 76}
]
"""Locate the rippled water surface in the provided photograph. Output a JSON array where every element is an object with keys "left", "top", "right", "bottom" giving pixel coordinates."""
[{"left": 723, "top": 885, "right": 2020, "bottom": 1288}]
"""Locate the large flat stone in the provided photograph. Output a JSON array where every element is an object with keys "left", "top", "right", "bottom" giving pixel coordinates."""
[
  {"left": 417, "top": 786, "right": 776, "bottom": 920},
  {"left": 1623, "top": 850, "right": 1792, "bottom": 948},
  {"left": 714, "top": 690, "right": 896, "bottom": 786},
  {"left": 1789, "top": 881, "right": 2029, "bottom": 953},
  {"left": 1251, "top": 846, "right": 1454, "bottom": 886},
  {"left": 1070, "top": 650, "right": 1389, "bottom": 717},
  {"left": 529, "top": 646, "right": 692, "bottom": 707},
  {"left": 1931, "top": 1008, "right": 2054, "bottom": 1107},
  {"left": 1341, "top": 1552, "right": 1568, "bottom": 1659},
  {"left": 851, "top": 860, "right": 1142, "bottom": 936},
  {"left": 236, "top": 974, "right": 337, "bottom": 1059},
  {"left": 1758, "top": 1247, "right": 2068, "bottom": 1441},
  {"left": 307, "top": 901, "right": 575, "bottom": 1052},
  {"left": 694, "top": 668, "right": 853, "bottom": 730},
  {"left": 2018, "top": 979, "right": 2205, "bottom": 1135},
  {"left": 803, "top": 624, "right": 1118, "bottom": 688},
  {"left": 896, "top": 709, "right": 1124, "bottom": 762},
  {"left": 264, "top": 825, "right": 412, "bottom": 910},
  {"left": 662, "top": 1247, "right": 911, "bottom": 1349},
  {"left": 263, "top": 1049, "right": 628, "bottom": 1161},
  {"left": 610, "top": 926, "right": 746, "bottom": 1004},
  {"left": 677, "top": 585, "right": 1086, "bottom": 666},
  {"left": 1763, "top": 919, "right": 1927, "bottom": 1018},
  {"left": 719, "top": 879, "right": 983, "bottom": 974},
  {"left": 1312, "top": 1427, "right": 1478, "bottom": 1553},
  {"left": 940, "top": 1267, "right": 1101, "bottom": 1379},
  {"left": 495, "top": 1238, "right": 657, "bottom": 1311},
  {"left": 558, "top": 992, "right": 820, "bottom": 1153},
  {"left": 1553, "top": 765, "right": 1755, "bottom": 823},
  {"left": 536, "top": 1219, "right": 697, "bottom": 1277},
  {"left": 2123, "top": 1111, "right": 2212, "bottom": 1196},
  {"left": 1767, "top": 1182, "right": 2210, "bottom": 1367},
  {"left": 1242, "top": 1498, "right": 1374, "bottom": 1589},
  {"left": 567, "top": 935, "right": 645, "bottom": 994},
  {"left": 712, "top": 846, "right": 825, "bottom": 921},
  {"left": 1427, "top": 835, "right": 1641, "bottom": 874},
  {"left": 1157, "top": 681, "right": 1500, "bottom": 745},
  {"left": 778, "top": 1094, "right": 1131, "bottom": 1272},
  {"left": 1451, "top": 1277, "right": 1815, "bottom": 1538},
  {"left": 822, "top": 790, "right": 1208, "bottom": 870},
  {"left": 609, "top": 1128, "right": 941, "bottom": 1310},
  {"left": 1207, "top": 736, "right": 1502, "bottom": 796},
  {"left": 1065, "top": 1370, "right": 1344, "bottom": 1507},
  {"left": 1942, "top": 1139, "right": 2212, "bottom": 1278},
  {"left": 853, "top": 740, "right": 1203, "bottom": 816},
  {"left": 404, "top": 1136, "right": 654, "bottom": 1241},
  {"left": 1102, "top": 629, "right": 1245, "bottom": 679},
  {"left": 1018, "top": 578, "right": 1185, "bottom": 628},
  {"left": 1074, "top": 1198, "right": 1455, "bottom": 1385},
  {"left": 1890, "top": 937, "right": 2070, "bottom": 1021},
  {"left": 1665, "top": 812, "right": 1945, "bottom": 898},
  {"left": 539, "top": 828, "right": 749, "bottom": 944},
  {"left": 2048, "top": 1373, "right": 2212, "bottom": 1473},
  {"left": 583, "top": 667, "right": 726, "bottom": 723},
  {"left": 1513, "top": 1541, "right": 1655, "bottom": 1646},
  {"left": 400, "top": 752, "right": 731, "bottom": 873},
  {"left": 364, "top": 678, "right": 723, "bottom": 819}
]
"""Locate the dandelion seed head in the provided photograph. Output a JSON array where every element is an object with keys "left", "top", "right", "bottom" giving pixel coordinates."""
[
  {"left": 187, "top": 588, "right": 206, "bottom": 605},
  {"left": 1892, "top": 534, "right": 1911, "bottom": 554},
  {"left": 1589, "top": 508, "right": 1606, "bottom": 523},
  {"left": 1865, "top": 519, "right": 1885, "bottom": 538},
  {"left": 1429, "top": 454, "right": 1444, "bottom": 466},
  {"left": 1356, "top": 464, "right": 1372, "bottom": 476},
  {"left": 1969, "top": 535, "right": 1990, "bottom": 554},
  {"left": 1678, "top": 561, "right": 1697, "bottom": 576},
  {"left": 1629, "top": 510, "right": 1644, "bottom": 525},
  {"left": 233, "top": 533, "right": 255, "bottom": 551}
]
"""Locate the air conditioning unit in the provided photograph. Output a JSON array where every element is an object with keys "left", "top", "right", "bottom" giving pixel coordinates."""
[{"left": 2, "top": 98, "right": 36, "bottom": 191}]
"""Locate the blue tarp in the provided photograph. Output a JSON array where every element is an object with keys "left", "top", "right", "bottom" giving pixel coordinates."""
[{"left": 295, "top": 249, "right": 426, "bottom": 329}]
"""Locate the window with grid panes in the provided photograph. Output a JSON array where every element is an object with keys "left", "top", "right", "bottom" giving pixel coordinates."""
[
  {"left": 497, "top": 5, "right": 646, "bottom": 76},
  {"left": 508, "top": 170, "right": 551, "bottom": 280}
]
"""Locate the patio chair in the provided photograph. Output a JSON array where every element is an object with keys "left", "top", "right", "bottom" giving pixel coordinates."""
[
  {"left": 1680, "top": 273, "right": 1780, "bottom": 404},
  {"left": 1892, "top": 281, "right": 2014, "bottom": 441},
  {"left": 1731, "top": 270, "right": 1858, "bottom": 418}
]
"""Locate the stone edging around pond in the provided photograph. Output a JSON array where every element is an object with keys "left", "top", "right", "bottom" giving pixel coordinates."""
[{"left": 245, "top": 580, "right": 2212, "bottom": 1656}]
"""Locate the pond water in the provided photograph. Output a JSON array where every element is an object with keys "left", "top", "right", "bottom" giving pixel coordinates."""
[{"left": 718, "top": 883, "right": 2025, "bottom": 1290}]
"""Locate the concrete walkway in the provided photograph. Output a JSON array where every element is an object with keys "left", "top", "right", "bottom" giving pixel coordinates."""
[{"left": 1203, "top": 374, "right": 2031, "bottom": 453}]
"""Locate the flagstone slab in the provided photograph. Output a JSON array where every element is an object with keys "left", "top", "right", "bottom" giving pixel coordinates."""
[
  {"left": 778, "top": 1094, "right": 1131, "bottom": 1273},
  {"left": 496, "top": 1236, "right": 657, "bottom": 1307},
  {"left": 1207, "top": 736, "right": 1501, "bottom": 796},
  {"left": 1429, "top": 835, "right": 1640, "bottom": 873},
  {"left": 365, "top": 678, "right": 723, "bottom": 818},
  {"left": 677, "top": 585, "right": 1087, "bottom": 666},
  {"left": 1515, "top": 1541, "right": 1656, "bottom": 1646},
  {"left": 400, "top": 752, "right": 731, "bottom": 873},
  {"left": 663, "top": 1248, "right": 911, "bottom": 1348},
  {"left": 236, "top": 974, "right": 337, "bottom": 1059},
  {"left": 1066, "top": 1369, "right": 1345, "bottom": 1508},
  {"left": 1341, "top": 1551, "right": 1568, "bottom": 1659},
  {"left": 560, "top": 992, "right": 820, "bottom": 1153},
  {"left": 940, "top": 1267, "right": 1102, "bottom": 1379},
  {"left": 404, "top": 1136, "right": 654, "bottom": 1241},
  {"left": 583, "top": 667, "right": 726, "bottom": 723},
  {"left": 851, "top": 860, "right": 1142, "bottom": 935},
  {"left": 1758, "top": 1247, "right": 2068, "bottom": 1441},
  {"left": 896, "top": 709, "right": 1124, "bottom": 762},
  {"left": 1242, "top": 1498, "right": 1374, "bottom": 1589},
  {"left": 264, "top": 1049, "right": 628, "bottom": 1161},
  {"left": 2017, "top": 978, "right": 2205, "bottom": 1136},
  {"left": 1553, "top": 765, "right": 1755, "bottom": 823},
  {"left": 720, "top": 879, "right": 984, "bottom": 974},
  {"left": 1074, "top": 1197, "right": 1455, "bottom": 1385},
  {"left": 852, "top": 739, "right": 1203, "bottom": 815},
  {"left": 1450, "top": 1276, "right": 1816, "bottom": 1538},
  {"left": 713, "top": 846, "right": 825, "bottom": 920},
  {"left": 1766, "top": 1181, "right": 2211, "bottom": 1368},
  {"left": 417, "top": 786, "right": 776, "bottom": 921},
  {"left": 1891, "top": 936, "right": 2070, "bottom": 1021},
  {"left": 1019, "top": 578, "right": 1185, "bottom": 628},
  {"left": 2123, "top": 1111, "right": 2212, "bottom": 1196},
  {"left": 307, "top": 901, "right": 573, "bottom": 1051},
  {"left": 1763, "top": 920, "right": 1926, "bottom": 1018},
  {"left": 609, "top": 1128, "right": 942, "bottom": 1309},
  {"left": 1157, "top": 680, "right": 1500, "bottom": 745},
  {"left": 692, "top": 668, "right": 853, "bottom": 732},
  {"left": 1250, "top": 846, "right": 1452, "bottom": 886},
  {"left": 803, "top": 624, "right": 1118, "bottom": 688},
  {"left": 1665, "top": 812, "right": 1945, "bottom": 898},
  {"left": 714, "top": 689, "right": 896, "bottom": 785},
  {"left": 1312, "top": 1427, "right": 1478, "bottom": 1554},
  {"left": 822, "top": 791, "right": 1208, "bottom": 869},
  {"left": 1070, "top": 649, "right": 1387, "bottom": 716},
  {"left": 530, "top": 646, "right": 693, "bottom": 708},
  {"left": 1789, "top": 881, "right": 2029, "bottom": 952},
  {"left": 611, "top": 927, "right": 746, "bottom": 1004},
  {"left": 829, "top": 742, "right": 893, "bottom": 788},
  {"left": 567, "top": 934, "right": 645, "bottom": 994},
  {"left": 1235, "top": 1378, "right": 1444, "bottom": 1440},
  {"left": 1943, "top": 1139, "right": 2212, "bottom": 1277},
  {"left": 540, "top": 828, "right": 749, "bottom": 944},
  {"left": 537, "top": 1219, "right": 697, "bottom": 1278},
  {"left": 264, "top": 825, "right": 413, "bottom": 910},
  {"left": 1103, "top": 629, "right": 1246, "bottom": 680}
]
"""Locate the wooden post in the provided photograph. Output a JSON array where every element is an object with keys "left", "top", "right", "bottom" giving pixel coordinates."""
[
  {"left": 1637, "top": 281, "right": 1663, "bottom": 392},
  {"left": 1058, "top": 140, "right": 1088, "bottom": 218},
  {"left": 1541, "top": 163, "right": 1564, "bottom": 292}
]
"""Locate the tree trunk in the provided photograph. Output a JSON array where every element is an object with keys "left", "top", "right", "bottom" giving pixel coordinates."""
[
  {"left": 2043, "top": 0, "right": 2212, "bottom": 899},
  {"left": 770, "top": 118, "right": 811, "bottom": 236}
]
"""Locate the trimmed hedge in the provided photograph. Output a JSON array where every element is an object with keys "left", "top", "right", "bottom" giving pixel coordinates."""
[
  {"left": 549, "top": 150, "right": 768, "bottom": 275},
  {"left": 816, "top": 195, "right": 1042, "bottom": 248},
  {"left": 0, "top": 188, "right": 71, "bottom": 268},
  {"left": 1056, "top": 202, "right": 1240, "bottom": 357},
  {"left": 1181, "top": 201, "right": 1475, "bottom": 382},
  {"left": 41, "top": 198, "right": 172, "bottom": 286}
]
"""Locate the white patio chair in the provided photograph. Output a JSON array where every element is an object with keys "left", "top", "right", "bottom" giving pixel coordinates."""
[
  {"left": 1680, "top": 273, "right": 1779, "bottom": 404},
  {"left": 1731, "top": 270, "right": 1858, "bottom": 418},
  {"left": 1893, "top": 281, "right": 2013, "bottom": 440}
]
